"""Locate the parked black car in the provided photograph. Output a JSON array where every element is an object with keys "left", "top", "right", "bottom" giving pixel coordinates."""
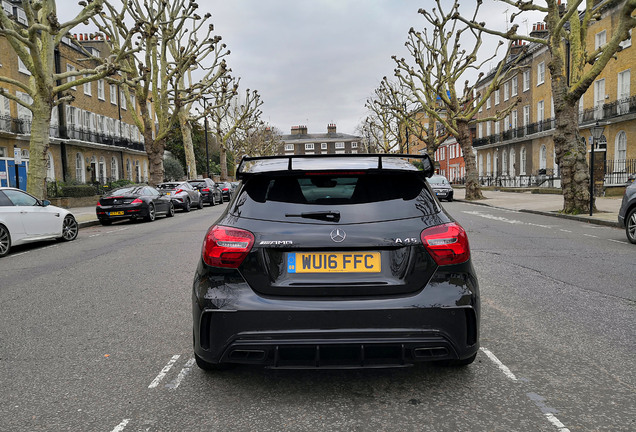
[
  {"left": 192, "top": 154, "right": 480, "bottom": 371},
  {"left": 187, "top": 179, "right": 222, "bottom": 206},
  {"left": 217, "top": 182, "right": 232, "bottom": 202},
  {"left": 96, "top": 185, "right": 174, "bottom": 225},
  {"left": 618, "top": 176, "right": 636, "bottom": 244},
  {"left": 427, "top": 174, "right": 454, "bottom": 202}
]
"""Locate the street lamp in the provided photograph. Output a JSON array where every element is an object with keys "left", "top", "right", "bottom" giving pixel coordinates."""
[
  {"left": 589, "top": 121, "right": 605, "bottom": 216},
  {"left": 203, "top": 98, "right": 210, "bottom": 179}
]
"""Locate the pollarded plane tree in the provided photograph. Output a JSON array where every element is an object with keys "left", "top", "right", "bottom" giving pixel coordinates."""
[
  {"left": 393, "top": 0, "right": 524, "bottom": 200},
  {"left": 231, "top": 123, "right": 282, "bottom": 160},
  {"left": 206, "top": 75, "right": 263, "bottom": 181},
  {"left": 457, "top": 0, "right": 636, "bottom": 213},
  {"left": 0, "top": 0, "right": 137, "bottom": 198},
  {"left": 371, "top": 77, "right": 450, "bottom": 161},
  {"left": 94, "top": 0, "right": 229, "bottom": 185}
]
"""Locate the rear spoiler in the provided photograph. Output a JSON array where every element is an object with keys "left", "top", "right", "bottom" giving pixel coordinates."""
[{"left": 236, "top": 153, "right": 434, "bottom": 180}]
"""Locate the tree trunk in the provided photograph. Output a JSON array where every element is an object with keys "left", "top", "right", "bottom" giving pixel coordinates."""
[
  {"left": 146, "top": 132, "right": 165, "bottom": 186},
  {"left": 27, "top": 100, "right": 53, "bottom": 199},
  {"left": 457, "top": 120, "right": 483, "bottom": 200},
  {"left": 553, "top": 99, "right": 592, "bottom": 214},
  {"left": 178, "top": 109, "right": 197, "bottom": 179},
  {"left": 219, "top": 142, "right": 228, "bottom": 181}
]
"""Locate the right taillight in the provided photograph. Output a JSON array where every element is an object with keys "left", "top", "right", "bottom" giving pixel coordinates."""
[
  {"left": 420, "top": 223, "right": 470, "bottom": 266},
  {"left": 202, "top": 225, "right": 254, "bottom": 268}
]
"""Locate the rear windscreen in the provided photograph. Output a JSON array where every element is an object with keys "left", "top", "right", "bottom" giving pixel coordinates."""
[{"left": 234, "top": 173, "right": 439, "bottom": 222}]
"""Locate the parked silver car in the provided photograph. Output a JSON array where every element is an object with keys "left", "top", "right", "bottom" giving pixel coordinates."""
[{"left": 157, "top": 181, "right": 203, "bottom": 212}]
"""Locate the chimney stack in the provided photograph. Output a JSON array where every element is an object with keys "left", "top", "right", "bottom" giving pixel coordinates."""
[
  {"left": 327, "top": 123, "right": 337, "bottom": 134},
  {"left": 530, "top": 22, "right": 549, "bottom": 39}
]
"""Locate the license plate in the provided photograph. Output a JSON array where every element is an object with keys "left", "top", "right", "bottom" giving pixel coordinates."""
[
  {"left": 109, "top": 211, "right": 124, "bottom": 216},
  {"left": 166, "top": 192, "right": 171, "bottom": 196},
  {"left": 287, "top": 252, "right": 381, "bottom": 273}
]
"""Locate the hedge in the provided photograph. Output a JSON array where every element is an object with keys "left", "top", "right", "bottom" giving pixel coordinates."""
[{"left": 60, "top": 185, "right": 98, "bottom": 198}]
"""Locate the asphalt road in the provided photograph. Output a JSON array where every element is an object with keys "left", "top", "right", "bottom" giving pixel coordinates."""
[{"left": 0, "top": 201, "right": 633, "bottom": 431}]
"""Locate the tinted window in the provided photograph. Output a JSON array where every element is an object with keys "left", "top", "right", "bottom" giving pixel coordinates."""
[
  {"left": 0, "top": 191, "right": 14, "bottom": 206},
  {"left": 107, "top": 187, "right": 144, "bottom": 196},
  {"left": 3, "top": 189, "right": 38, "bottom": 206},
  {"left": 235, "top": 173, "right": 438, "bottom": 223}
]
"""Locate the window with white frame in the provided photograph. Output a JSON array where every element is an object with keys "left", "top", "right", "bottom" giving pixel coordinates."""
[
  {"left": 46, "top": 152, "right": 55, "bottom": 180},
  {"left": 523, "top": 105, "right": 530, "bottom": 126},
  {"left": 130, "top": 94, "right": 136, "bottom": 111},
  {"left": 595, "top": 30, "right": 606, "bottom": 50},
  {"left": 478, "top": 95, "right": 483, "bottom": 112},
  {"left": 335, "top": 142, "right": 345, "bottom": 149},
  {"left": 478, "top": 123, "right": 483, "bottom": 138},
  {"left": 504, "top": 82, "right": 509, "bottom": 101},
  {"left": 540, "top": 145, "right": 547, "bottom": 170},
  {"left": 523, "top": 70, "right": 530, "bottom": 91},
  {"left": 321, "top": 142, "right": 327, "bottom": 150},
  {"left": 66, "top": 64, "right": 76, "bottom": 90},
  {"left": 1, "top": 1, "right": 12, "bottom": 15},
  {"left": 126, "top": 159, "right": 132, "bottom": 181},
  {"left": 18, "top": 57, "right": 30, "bottom": 75},
  {"left": 509, "top": 148, "right": 516, "bottom": 177},
  {"left": 478, "top": 154, "right": 484, "bottom": 176},
  {"left": 619, "top": 29, "right": 632, "bottom": 49},
  {"left": 537, "top": 62, "right": 545, "bottom": 85},
  {"left": 110, "top": 84, "right": 117, "bottom": 105},
  {"left": 111, "top": 156, "right": 119, "bottom": 180},
  {"left": 83, "top": 75, "right": 91, "bottom": 96},
  {"left": 351, "top": 142, "right": 358, "bottom": 148},
  {"left": 486, "top": 153, "right": 492, "bottom": 175},
  {"left": 120, "top": 90, "right": 127, "bottom": 110},
  {"left": 486, "top": 96, "right": 491, "bottom": 109},
  {"left": 511, "top": 110, "right": 518, "bottom": 130},
  {"left": 502, "top": 150, "right": 508, "bottom": 175},
  {"left": 618, "top": 70, "right": 631, "bottom": 114},
  {"left": 504, "top": 115, "right": 510, "bottom": 132},
  {"left": 75, "top": 152, "right": 85, "bottom": 182},
  {"left": 494, "top": 89, "right": 500, "bottom": 105},
  {"left": 511, "top": 75, "right": 518, "bottom": 96},
  {"left": 16, "top": 91, "right": 32, "bottom": 121},
  {"left": 284, "top": 143, "right": 294, "bottom": 152},
  {"left": 537, "top": 100, "right": 545, "bottom": 122},
  {"left": 615, "top": 131, "right": 627, "bottom": 161},
  {"left": 97, "top": 79, "right": 105, "bottom": 100},
  {"left": 493, "top": 152, "right": 499, "bottom": 177},
  {"left": 495, "top": 120, "right": 500, "bottom": 135},
  {"left": 486, "top": 121, "right": 491, "bottom": 136},
  {"left": 0, "top": 94, "right": 10, "bottom": 118},
  {"left": 520, "top": 147, "right": 527, "bottom": 175},
  {"left": 305, "top": 143, "right": 314, "bottom": 151}
]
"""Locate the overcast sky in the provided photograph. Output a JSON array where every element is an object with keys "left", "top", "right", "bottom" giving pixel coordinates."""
[{"left": 61, "top": 0, "right": 541, "bottom": 136}]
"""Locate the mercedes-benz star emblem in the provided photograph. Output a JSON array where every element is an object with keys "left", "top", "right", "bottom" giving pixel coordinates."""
[{"left": 330, "top": 229, "right": 346, "bottom": 243}]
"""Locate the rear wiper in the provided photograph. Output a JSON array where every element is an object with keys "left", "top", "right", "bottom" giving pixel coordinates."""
[{"left": 285, "top": 211, "right": 340, "bottom": 222}]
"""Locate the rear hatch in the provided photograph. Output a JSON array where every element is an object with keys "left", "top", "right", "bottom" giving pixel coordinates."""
[{"left": 230, "top": 171, "right": 449, "bottom": 297}]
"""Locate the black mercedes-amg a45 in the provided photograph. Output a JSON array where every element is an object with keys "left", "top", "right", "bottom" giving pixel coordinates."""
[{"left": 192, "top": 154, "right": 479, "bottom": 370}]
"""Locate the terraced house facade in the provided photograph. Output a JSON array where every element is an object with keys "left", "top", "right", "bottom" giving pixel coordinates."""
[
  {"left": 0, "top": 1, "right": 148, "bottom": 191},
  {"left": 472, "top": 1, "right": 635, "bottom": 189}
]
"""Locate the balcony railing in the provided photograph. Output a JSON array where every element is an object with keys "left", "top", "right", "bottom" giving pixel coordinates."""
[
  {"left": 0, "top": 114, "right": 144, "bottom": 151},
  {"left": 475, "top": 95, "right": 636, "bottom": 148}
]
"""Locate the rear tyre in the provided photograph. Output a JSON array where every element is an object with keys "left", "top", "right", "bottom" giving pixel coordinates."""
[
  {"left": 194, "top": 353, "right": 224, "bottom": 371},
  {"left": 184, "top": 198, "right": 191, "bottom": 212},
  {"left": 197, "top": 197, "right": 203, "bottom": 209},
  {"left": 167, "top": 202, "right": 175, "bottom": 218},
  {"left": 0, "top": 225, "right": 11, "bottom": 257},
  {"left": 145, "top": 203, "right": 156, "bottom": 222},
  {"left": 626, "top": 208, "right": 636, "bottom": 244},
  {"left": 61, "top": 215, "right": 79, "bottom": 241}
]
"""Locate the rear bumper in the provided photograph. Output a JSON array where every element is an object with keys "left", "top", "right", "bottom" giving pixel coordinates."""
[
  {"left": 96, "top": 205, "right": 148, "bottom": 221},
  {"left": 192, "top": 265, "right": 479, "bottom": 368}
]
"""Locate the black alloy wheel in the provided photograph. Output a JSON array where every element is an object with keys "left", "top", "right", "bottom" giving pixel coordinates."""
[
  {"left": 61, "top": 215, "right": 79, "bottom": 241},
  {"left": 626, "top": 208, "right": 636, "bottom": 244},
  {"left": 145, "top": 203, "right": 156, "bottom": 222},
  {"left": 184, "top": 198, "right": 191, "bottom": 212},
  {"left": 167, "top": 202, "right": 175, "bottom": 217},
  {"left": 0, "top": 224, "right": 11, "bottom": 257}
]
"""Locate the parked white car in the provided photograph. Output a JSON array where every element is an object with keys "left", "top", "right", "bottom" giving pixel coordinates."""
[{"left": 0, "top": 187, "right": 78, "bottom": 257}]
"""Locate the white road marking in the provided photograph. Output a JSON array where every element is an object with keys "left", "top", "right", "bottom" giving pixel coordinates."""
[
  {"left": 479, "top": 347, "right": 517, "bottom": 381},
  {"left": 462, "top": 211, "right": 555, "bottom": 228},
  {"left": 583, "top": 234, "right": 598, "bottom": 238},
  {"left": 106, "top": 227, "right": 130, "bottom": 234},
  {"left": 110, "top": 418, "right": 130, "bottom": 432},
  {"left": 166, "top": 357, "right": 196, "bottom": 390},
  {"left": 148, "top": 354, "right": 181, "bottom": 388},
  {"left": 608, "top": 239, "right": 627, "bottom": 244},
  {"left": 559, "top": 229, "right": 572, "bottom": 233},
  {"left": 482, "top": 348, "right": 571, "bottom": 431}
]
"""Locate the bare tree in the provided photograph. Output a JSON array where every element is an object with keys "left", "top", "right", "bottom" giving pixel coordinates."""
[
  {"left": 207, "top": 77, "right": 263, "bottom": 180},
  {"left": 393, "top": 0, "right": 522, "bottom": 200},
  {"left": 233, "top": 124, "right": 281, "bottom": 159},
  {"left": 457, "top": 0, "right": 636, "bottom": 213},
  {"left": 94, "top": 0, "right": 227, "bottom": 186},
  {"left": 0, "top": 0, "right": 136, "bottom": 197}
]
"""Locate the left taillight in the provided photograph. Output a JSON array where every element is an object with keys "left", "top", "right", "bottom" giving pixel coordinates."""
[
  {"left": 131, "top": 198, "right": 143, "bottom": 204},
  {"left": 202, "top": 225, "right": 254, "bottom": 268},
  {"left": 420, "top": 223, "right": 470, "bottom": 266}
]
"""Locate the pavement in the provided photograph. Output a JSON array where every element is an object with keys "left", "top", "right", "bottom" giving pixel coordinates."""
[{"left": 68, "top": 188, "right": 624, "bottom": 229}]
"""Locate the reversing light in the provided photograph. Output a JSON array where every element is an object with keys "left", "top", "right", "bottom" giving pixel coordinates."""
[
  {"left": 202, "top": 225, "right": 255, "bottom": 268},
  {"left": 420, "top": 223, "right": 470, "bottom": 265}
]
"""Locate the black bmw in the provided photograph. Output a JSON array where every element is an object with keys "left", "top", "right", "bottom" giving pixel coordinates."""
[
  {"left": 192, "top": 154, "right": 479, "bottom": 370},
  {"left": 96, "top": 185, "right": 175, "bottom": 225}
]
